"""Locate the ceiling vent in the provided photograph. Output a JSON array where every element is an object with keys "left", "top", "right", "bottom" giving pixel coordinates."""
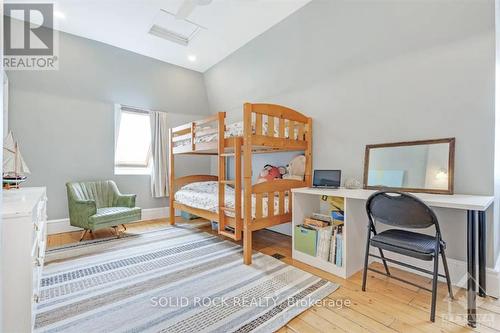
[
  {"left": 149, "top": 25, "right": 191, "bottom": 46},
  {"left": 149, "top": 9, "right": 205, "bottom": 47}
]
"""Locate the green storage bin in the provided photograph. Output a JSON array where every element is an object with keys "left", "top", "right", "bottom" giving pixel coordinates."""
[{"left": 294, "top": 225, "right": 318, "bottom": 256}]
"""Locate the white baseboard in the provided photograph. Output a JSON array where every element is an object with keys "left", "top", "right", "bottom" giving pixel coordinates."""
[
  {"left": 141, "top": 207, "right": 169, "bottom": 220},
  {"left": 47, "top": 206, "right": 172, "bottom": 235},
  {"left": 370, "top": 251, "right": 500, "bottom": 298}
]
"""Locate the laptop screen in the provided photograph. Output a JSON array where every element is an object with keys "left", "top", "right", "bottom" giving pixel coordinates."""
[{"left": 313, "top": 170, "right": 341, "bottom": 187}]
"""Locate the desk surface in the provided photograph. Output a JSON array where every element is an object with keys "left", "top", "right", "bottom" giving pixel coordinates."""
[{"left": 292, "top": 187, "right": 494, "bottom": 211}]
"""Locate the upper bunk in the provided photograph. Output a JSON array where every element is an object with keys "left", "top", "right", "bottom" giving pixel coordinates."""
[{"left": 170, "top": 103, "right": 312, "bottom": 155}]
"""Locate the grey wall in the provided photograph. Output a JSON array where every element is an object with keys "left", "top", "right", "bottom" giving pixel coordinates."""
[
  {"left": 8, "top": 27, "right": 211, "bottom": 220},
  {"left": 204, "top": 0, "right": 496, "bottom": 265}
]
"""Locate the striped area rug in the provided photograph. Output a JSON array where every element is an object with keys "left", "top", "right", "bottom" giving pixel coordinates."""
[{"left": 37, "top": 226, "right": 338, "bottom": 333}]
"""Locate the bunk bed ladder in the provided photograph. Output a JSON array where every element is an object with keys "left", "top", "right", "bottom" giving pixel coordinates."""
[{"left": 218, "top": 134, "right": 243, "bottom": 241}]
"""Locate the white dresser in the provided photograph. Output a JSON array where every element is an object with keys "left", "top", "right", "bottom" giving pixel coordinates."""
[{"left": 1, "top": 187, "right": 47, "bottom": 333}]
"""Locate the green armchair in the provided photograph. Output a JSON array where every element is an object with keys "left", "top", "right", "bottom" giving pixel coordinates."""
[{"left": 66, "top": 180, "right": 141, "bottom": 240}]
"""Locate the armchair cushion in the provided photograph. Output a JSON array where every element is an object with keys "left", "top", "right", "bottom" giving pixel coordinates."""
[
  {"left": 89, "top": 207, "right": 141, "bottom": 227},
  {"left": 115, "top": 194, "right": 136, "bottom": 208},
  {"left": 70, "top": 200, "right": 97, "bottom": 230},
  {"left": 66, "top": 180, "right": 141, "bottom": 230}
]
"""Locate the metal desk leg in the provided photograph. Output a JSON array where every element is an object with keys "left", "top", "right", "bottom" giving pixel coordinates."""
[
  {"left": 467, "top": 210, "right": 477, "bottom": 328},
  {"left": 478, "top": 210, "right": 486, "bottom": 298}
]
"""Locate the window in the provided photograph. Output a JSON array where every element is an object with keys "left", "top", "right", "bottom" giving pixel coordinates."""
[{"left": 114, "top": 105, "right": 151, "bottom": 175}]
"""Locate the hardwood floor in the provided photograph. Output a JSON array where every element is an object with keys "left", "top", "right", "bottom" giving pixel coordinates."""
[{"left": 48, "top": 218, "right": 500, "bottom": 333}]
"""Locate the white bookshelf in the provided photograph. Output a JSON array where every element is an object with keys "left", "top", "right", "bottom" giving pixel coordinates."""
[{"left": 292, "top": 189, "right": 367, "bottom": 279}]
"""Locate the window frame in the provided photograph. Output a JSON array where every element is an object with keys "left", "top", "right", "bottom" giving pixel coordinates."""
[{"left": 114, "top": 105, "right": 152, "bottom": 175}]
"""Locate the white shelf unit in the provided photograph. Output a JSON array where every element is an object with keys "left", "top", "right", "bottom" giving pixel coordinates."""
[{"left": 292, "top": 190, "right": 367, "bottom": 279}]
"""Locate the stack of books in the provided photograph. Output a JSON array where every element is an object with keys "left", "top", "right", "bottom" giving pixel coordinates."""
[{"left": 303, "top": 212, "right": 344, "bottom": 265}]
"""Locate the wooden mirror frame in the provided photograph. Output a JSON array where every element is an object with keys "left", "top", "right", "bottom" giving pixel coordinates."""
[{"left": 363, "top": 138, "right": 456, "bottom": 195}]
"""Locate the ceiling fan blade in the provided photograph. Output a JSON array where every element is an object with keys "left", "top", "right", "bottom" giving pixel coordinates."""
[
  {"left": 195, "top": 0, "right": 213, "bottom": 5},
  {"left": 176, "top": 0, "right": 197, "bottom": 20},
  {"left": 176, "top": 0, "right": 212, "bottom": 20}
]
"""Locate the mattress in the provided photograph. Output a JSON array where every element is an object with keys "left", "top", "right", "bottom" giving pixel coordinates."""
[
  {"left": 173, "top": 120, "right": 299, "bottom": 148},
  {"left": 174, "top": 181, "right": 290, "bottom": 218}
]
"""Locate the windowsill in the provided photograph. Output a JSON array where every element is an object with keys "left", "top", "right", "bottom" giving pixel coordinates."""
[{"left": 115, "top": 167, "right": 151, "bottom": 175}]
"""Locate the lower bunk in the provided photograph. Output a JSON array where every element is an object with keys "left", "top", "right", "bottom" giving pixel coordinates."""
[
  {"left": 174, "top": 180, "right": 290, "bottom": 219},
  {"left": 170, "top": 175, "right": 305, "bottom": 263}
]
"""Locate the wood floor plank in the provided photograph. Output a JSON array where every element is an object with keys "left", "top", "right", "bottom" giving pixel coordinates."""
[
  {"left": 329, "top": 291, "right": 396, "bottom": 327},
  {"left": 332, "top": 289, "right": 441, "bottom": 333},
  {"left": 335, "top": 277, "right": 471, "bottom": 333},
  {"left": 298, "top": 309, "right": 347, "bottom": 332},
  {"left": 316, "top": 299, "right": 397, "bottom": 333},
  {"left": 285, "top": 317, "right": 317, "bottom": 333},
  {"left": 350, "top": 271, "right": 419, "bottom": 304},
  {"left": 309, "top": 305, "right": 371, "bottom": 333},
  {"left": 410, "top": 293, "right": 500, "bottom": 332},
  {"left": 479, "top": 299, "right": 500, "bottom": 316}
]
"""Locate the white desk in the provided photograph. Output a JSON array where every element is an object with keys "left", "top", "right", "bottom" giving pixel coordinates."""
[
  {"left": 293, "top": 187, "right": 493, "bottom": 211},
  {"left": 292, "top": 187, "right": 494, "bottom": 328}
]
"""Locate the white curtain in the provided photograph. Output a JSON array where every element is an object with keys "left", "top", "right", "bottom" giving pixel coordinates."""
[
  {"left": 150, "top": 111, "right": 169, "bottom": 197},
  {"left": 114, "top": 104, "right": 122, "bottom": 154}
]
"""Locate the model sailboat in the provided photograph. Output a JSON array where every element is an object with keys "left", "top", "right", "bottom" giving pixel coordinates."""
[{"left": 3, "top": 131, "right": 30, "bottom": 189}]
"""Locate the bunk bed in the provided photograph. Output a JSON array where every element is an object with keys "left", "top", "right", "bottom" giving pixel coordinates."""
[{"left": 168, "top": 103, "right": 312, "bottom": 264}]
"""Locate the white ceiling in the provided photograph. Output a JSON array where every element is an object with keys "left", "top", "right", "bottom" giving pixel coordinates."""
[{"left": 7, "top": 0, "right": 311, "bottom": 72}]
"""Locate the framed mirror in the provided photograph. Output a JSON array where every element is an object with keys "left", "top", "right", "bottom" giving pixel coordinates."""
[{"left": 363, "top": 138, "right": 455, "bottom": 194}]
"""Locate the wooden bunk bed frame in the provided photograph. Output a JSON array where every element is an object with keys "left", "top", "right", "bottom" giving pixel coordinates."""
[{"left": 169, "top": 103, "right": 312, "bottom": 264}]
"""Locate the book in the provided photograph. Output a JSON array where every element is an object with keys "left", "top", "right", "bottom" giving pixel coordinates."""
[
  {"left": 327, "top": 225, "right": 344, "bottom": 266},
  {"left": 329, "top": 226, "right": 338, "bottom": 264},
  {"left": 331, "top": 210, "right": 344, "bottom": 222},
  {"left": 312, "top": 212, "right": 332, "bottom": 223},
  {"left": 335, "top": 225, "right": 343, "bottom": 267},
  {"left": 304, "top": 217, "right": 330, "bottom": 228},
  {"left": 315, "top": 225, "right": 333, "bottom": 261}
]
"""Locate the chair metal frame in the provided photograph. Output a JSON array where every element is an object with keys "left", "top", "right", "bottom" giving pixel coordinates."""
[{"left": 361, "top": 190, "right": 454, "bottom": 322}]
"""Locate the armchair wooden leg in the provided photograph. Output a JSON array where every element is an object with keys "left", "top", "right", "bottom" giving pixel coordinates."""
[
  {"left": 122, "top": 224, "right": 127, "bottom": 231},
  {"left": 79, "top": 229, "right": 89, "bottom": 242},
  {"left": 112, "top": 226, "right": 120, "bottom": 238}
]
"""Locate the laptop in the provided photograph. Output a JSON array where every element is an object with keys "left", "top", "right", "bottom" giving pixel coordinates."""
[{"left": 313, "top": 170, "right": 341, "bottom": 189}]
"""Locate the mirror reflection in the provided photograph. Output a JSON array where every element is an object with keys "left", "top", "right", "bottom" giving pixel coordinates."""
[{"left": 364, "top": 139, "right": 454, "bottom": 194}]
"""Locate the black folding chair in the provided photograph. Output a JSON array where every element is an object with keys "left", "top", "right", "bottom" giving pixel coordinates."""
[{"left": 362, "top": 191, "right": 454, "bottom": 322}]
